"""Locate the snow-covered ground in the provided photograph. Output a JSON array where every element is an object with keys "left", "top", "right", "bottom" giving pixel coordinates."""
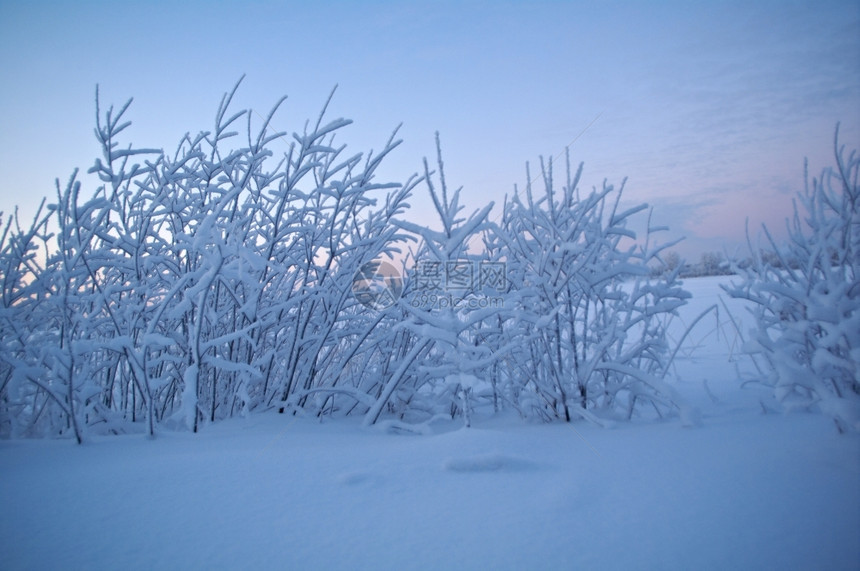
[{"left": 2, "top": 277, "right": 858, "bottom": 570}]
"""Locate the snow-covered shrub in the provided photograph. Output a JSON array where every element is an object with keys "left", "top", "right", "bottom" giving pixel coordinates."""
[
  {"left": 483, "top": 154, "right": 693, "bottom": 424},
  {"left": 0, "top": 203, "right": 68, "bottom": 439},
  {"left": 0, "top": 82, "right": 695, "bottom": 439},
  {"left": 299, "top": 134, "right": 499, "bottom": 428},
  {"left": 350, "top": 149, "right": 694, "bottom": 429},
  {"left": 0, "top": 80, "right": 418, "bottom": 439},
  {"left": 363, "top": 136, "right": 498, "bottom": 428},
  {"left": 725, "top": 128, "right": 860, "bottom": 432}
]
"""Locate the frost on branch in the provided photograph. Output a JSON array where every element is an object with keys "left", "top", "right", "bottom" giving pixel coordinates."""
[
  {"left": 0, "top": 80, "right": 418, "bottom": 440},
  {"left": 0, "top": 83, "right": 696, "bottom": 440},
  {"left": 480, "top": 152, "right": 693, "bottom": 424},
  {"left": 725, "top": 126, "right": 860, "bottom": 432}
]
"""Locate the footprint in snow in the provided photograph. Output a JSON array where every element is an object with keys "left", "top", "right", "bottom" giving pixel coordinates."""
[
  {"left": 336, "top": 471, "right": 382, "bottom": 486},
  {"left": 443, "top": 453, "right": 535, "bottom": 473}
]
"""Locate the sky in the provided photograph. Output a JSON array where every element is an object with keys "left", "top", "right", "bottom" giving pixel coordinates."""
[{"left": 1, "top": 0, "right": 858, "bottom": 260}]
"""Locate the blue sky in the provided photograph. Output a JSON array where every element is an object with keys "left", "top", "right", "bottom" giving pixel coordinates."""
[{"left": 1, "top": 0, "right": 858, "bottom": 259}]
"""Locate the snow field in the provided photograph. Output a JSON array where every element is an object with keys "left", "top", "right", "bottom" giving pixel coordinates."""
[
  {"left": 1, "top": 410, "right": 858, "bottom": 569},
  {"left": 1, "top": 276, "right": 858, "bottom": 570}
]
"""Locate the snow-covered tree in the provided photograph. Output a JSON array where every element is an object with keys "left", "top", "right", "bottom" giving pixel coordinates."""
[
  {"left": 359, "top": 134, "right": 498, "bottom": 428},
  {"left": 725, "top": 127, "right": 860, "bottom": 432},
  {"left": 482, "top": 153, "right": 694, "bottom": 424},
  {"left": 0, "top": 79, "right": 419, "bottom": 439},
  {"left": 0, "top": 82, "right": 697, "bottom": 439}
]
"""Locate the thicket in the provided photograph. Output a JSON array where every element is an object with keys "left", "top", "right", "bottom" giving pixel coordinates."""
[
  {"left": 0, "top": 82, "right": 712, "bottom": 440},
  {"left": 725, "top": 127, "right": 859, "bottom": 432}
]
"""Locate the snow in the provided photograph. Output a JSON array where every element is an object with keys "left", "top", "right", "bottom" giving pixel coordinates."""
[{"left": 1, "top": 277, "right": 859, "bottom": 570}]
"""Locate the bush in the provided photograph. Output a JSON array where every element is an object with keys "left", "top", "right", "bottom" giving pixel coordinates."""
[
  {"left": 0, "top": 83, "right": 694, "bottom": 439},
  {"left": 479, "top": 155, "right": 694, "bottom": 424},
  {"left": 0, "top": 80, "right": 419, "bottom": 439},
  {"left": 725, "top": 127, "right": 860, "bottom": 432}
]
